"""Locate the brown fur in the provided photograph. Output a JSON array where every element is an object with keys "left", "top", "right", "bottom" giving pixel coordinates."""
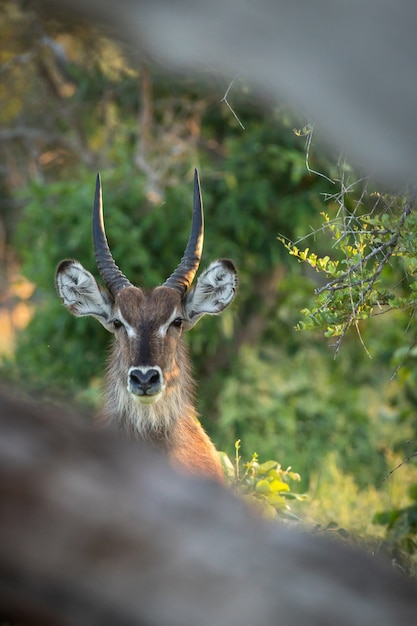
[
  {"left": 56, "top": 255, "right": 237, "bottom": 484},
  {"left": 100, "top": 286, "right": 225, "bottom": 482}
]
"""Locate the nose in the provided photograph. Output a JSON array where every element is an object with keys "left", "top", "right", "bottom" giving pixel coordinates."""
[{"left": 128, "top": 367, "right": 162, "bottom": 397}]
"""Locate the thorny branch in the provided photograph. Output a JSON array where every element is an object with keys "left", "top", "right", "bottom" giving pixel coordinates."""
[
  {"left": 316, "top": 192, "right": 416, "bottom": 297},
  {"left": 304, "top": 126, "right": 334, "bottom": 184},
  {"left": 383, "top": 446, "right": 417, "bottom": 481},
  {"left": 285, "top": 149, "right": 417, "bottom": 356},
  {"left": 220, "top": 77, "right": 245, "bottom": 130},
  {"left": 319, "top": 190, "right": 416, "bottom": 355}
]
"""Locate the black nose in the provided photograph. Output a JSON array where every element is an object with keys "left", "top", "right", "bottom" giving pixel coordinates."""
[{"left": 129, "top": 368, "right": 162, "bottom": 396}]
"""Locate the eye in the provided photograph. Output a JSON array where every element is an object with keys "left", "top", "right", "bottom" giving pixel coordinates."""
[
  {"left": 171, "top": 317, "right": 184, "bottom": 328},
  {"left": 112, "top": 318, "right": 123, "bottom": 330}
]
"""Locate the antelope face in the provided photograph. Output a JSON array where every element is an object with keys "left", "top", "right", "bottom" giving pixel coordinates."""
[
  {"left": 55, "top": 171, "right": 237, "bottom": 406},
  {"left": 111, "top": 286, "right": 185, "bottom": 405},
  {"left": 56, "top": 259, "right": 236, "bottom": 405}
]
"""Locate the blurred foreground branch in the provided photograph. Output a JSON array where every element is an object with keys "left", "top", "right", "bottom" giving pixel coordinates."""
[{"left": 0, "top": 388, "right": 416, "bottom": 625}]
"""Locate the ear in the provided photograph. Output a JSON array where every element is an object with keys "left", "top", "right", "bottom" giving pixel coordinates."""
[
  {"left": 55, "top": 259, "right": 115, "bottom": 331},
  {"left": 183, "top": 259, "right": 238, "bottom": 329}
]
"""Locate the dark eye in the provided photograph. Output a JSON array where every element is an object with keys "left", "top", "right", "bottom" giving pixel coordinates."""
[
  {"left": 113, "top": 318, "right": 123, "bottom": 330},
  {"left": 171, "top": 317, "right": 183, "bottom": 328}
]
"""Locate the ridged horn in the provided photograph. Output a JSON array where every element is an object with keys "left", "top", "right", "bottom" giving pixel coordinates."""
[
  {"left": 92, "top": 173, "right": 132, "bottom": 297},
  {"left": 163, "top": 169, "right": 204, "bottom": 295}
]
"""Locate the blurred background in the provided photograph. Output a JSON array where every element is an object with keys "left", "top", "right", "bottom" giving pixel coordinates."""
[{"left": 1, "top": 0, "right": 417, "bottom": 569}]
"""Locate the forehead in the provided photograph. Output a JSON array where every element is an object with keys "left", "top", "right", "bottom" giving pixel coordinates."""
[{"left": 115, "top": 286, "right": 182, "bottom": 326}]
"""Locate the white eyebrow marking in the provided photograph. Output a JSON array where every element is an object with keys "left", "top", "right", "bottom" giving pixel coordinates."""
[
  {"left": 157, "top": 308, "right": 182, "bottom": 337},
  {"left": 115, "top": 309, "right": 137, "bottom": 338}
]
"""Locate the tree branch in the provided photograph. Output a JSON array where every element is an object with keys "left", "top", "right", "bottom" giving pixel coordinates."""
[{"left": 1, "top": 387, "right": 417, "bottom": 625}]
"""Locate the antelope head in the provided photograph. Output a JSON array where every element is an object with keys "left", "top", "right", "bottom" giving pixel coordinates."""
[{"left": 55, "top": 170, "right": 237, "bottom": 407}]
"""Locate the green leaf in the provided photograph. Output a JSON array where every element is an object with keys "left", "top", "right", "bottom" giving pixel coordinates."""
[
  {"left": 265, "top": 493, "right": 286, "bottom": 507},
  {"left": 372, "top": 510, "right": 401, "bottom": 526},
  {"left": 269, "top": 479, "right": 290, "bottom": 493},
  {"left": 259, "top": 460, "right": 278, "bottom": 473},
  {"left": 255, "top": 479, "right": 272, "bottom": 494}
]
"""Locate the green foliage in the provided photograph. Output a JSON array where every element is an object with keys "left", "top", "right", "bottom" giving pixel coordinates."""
[
  {"left": 311, "top": 521, "right": 350, "bottom": 540},
  {"left": 205, "top": 118, "right": 332, "bottom": 273},
  {"left": 10, "top": 100, "right": 334, "bottom": 399},
  {"left": 4, "top": 13, "right": 417, "bottom": 551},
  {"left": 279, "top": 187, "right": 417, "bottom": 353},
  {"left": 10, "top": 165, "right": 237, "bottom": 391},
  {"left": 9, "top": 146, "right": 416, "bottom": 497},
  {"left": 373, "top": 476, "right": 417, "bottom": 576},
  {"left": 220, "top": 440, "right": 306, "bottom": 520},
  {"left": 211, "top": 336, "right": 411, "bottom": 491}
]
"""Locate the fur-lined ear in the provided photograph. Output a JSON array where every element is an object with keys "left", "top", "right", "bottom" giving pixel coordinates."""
[
  {"left": 55, "top": 259, "right": 115, "bottom": 331},
  {"left": 183, "top": 259, "right": 237, "bottom": 329}
]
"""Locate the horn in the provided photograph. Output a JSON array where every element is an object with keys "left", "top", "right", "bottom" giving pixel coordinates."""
[
  {"left": 92, "top": 173, "right": 132, "bottom": 297},
  {"left": 163, "top": 169, "right": 204, "bottom": 294}
]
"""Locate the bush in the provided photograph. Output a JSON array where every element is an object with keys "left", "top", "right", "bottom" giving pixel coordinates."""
[{"left": 220, "top": 441, "right": 306, "bottom": 520}]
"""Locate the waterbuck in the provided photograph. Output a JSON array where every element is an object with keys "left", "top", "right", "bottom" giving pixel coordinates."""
[{"left": 55, "top": 170, "right": 237, "bottom": 481}]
